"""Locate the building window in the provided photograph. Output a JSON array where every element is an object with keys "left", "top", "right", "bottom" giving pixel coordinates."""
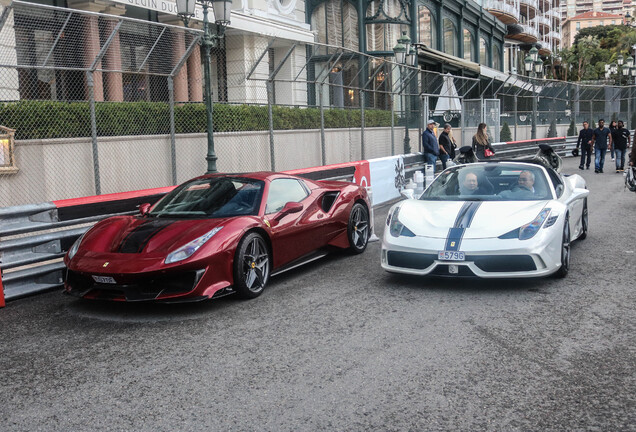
[
  {"left": 463, "top": 29, "right": 475, "bottom": 62},
  {"left": 442, "top": 18, "right": 457, "bottom": 57},
  {"left": 493, "top": 46, "right": 501, "bottom": 71},
  {"left": 479, "top": 37, "right": 489, "bottom": 66},
  {"left": 576, "top": 22, "right": 580, "bottom": 30},
  {"left": 367, "top": 23, "right": 410, "bottom": 52},
  {"left": 612, "top": 20, "right": 615, "bottom": 25},
  {"left": 417, "top": 5, "right": 436, "bottom": 49},
  {"left": 311, "top": 0, "right": 359, "bottom": 55},
  {"left": 366, "top": 0, "right": 410, "bottom": 52},
  {"left": 600, "top": 21, "right": 604, "bottom": 26}
]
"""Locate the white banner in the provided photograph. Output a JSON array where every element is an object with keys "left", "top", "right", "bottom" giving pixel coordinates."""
[{"left": 368, "top": 155, "right": 405, "bottom": 206}]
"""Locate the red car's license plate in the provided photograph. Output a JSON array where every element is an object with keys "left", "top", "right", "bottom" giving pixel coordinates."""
[{"left": 92, "top": 275, "right": 116, "bottom": 284}]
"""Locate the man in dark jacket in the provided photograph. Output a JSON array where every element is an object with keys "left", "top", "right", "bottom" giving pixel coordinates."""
[
  {"left": 576, "top": 121, "right": 594, "bottom": 170},
  {"left": 593, "top": 119, "right": 612, "bottom": 173},
  {"left": 611, "top": 120, "right": 630, "bottom": 172},
  {"left": 422, "top": 119, "right": 440, "bottom": 173},
  {"left": 438, "top": 123, "right": 454, "bottom": 170}
]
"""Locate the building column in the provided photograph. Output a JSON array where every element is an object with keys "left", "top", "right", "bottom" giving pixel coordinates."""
[
  {"left": 103, "top": 18, "right": 124, "bottom": 101},
  {"left": 83, "top": 15, "right": 103, "bottom": 101},
  {"left": 172, "top": 30, "right": 189, "bottom": 103},
  {"left": 187, "top": 43, "right": 203, "bottom": 102}
]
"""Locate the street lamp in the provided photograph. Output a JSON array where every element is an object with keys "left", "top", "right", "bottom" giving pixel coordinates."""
[
  {"left": 525, "top": 50, "right": 544, "bottom": 140},
  {"left": 394, "top": 31, "right": 415, "bottom": 153},
  {"left": 176, "top": 0, "right": 232, "bottom": 174}
]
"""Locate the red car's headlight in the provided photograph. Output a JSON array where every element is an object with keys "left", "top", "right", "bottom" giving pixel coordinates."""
[{"left": 165, "top": 226, "right": 223, "bottom": 264}]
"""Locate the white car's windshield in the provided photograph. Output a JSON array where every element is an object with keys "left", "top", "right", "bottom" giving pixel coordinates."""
[
  {"left": 420, "top": 164, "right": 553, "bottom": 201},
  {"left": 149, "top": 177, "right": 264, "bottom": 218}
]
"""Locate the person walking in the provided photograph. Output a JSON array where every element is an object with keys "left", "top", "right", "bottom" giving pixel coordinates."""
[
  {"left": 576, "top": 120, "right": 594, "bottom": 170},
  {"left": 611, "top": 120, "right": 631, "bottom": 172},
  {"left": 472, "top": 123, "right": 496, "bottom": 160},
  {"left": 593, "top": 119, "right": 612, "bottom": 173},
  {"left": 609, "top": 120, "right": 617, "bottom": 161},
  {"left": 438, "top": 123, "right": 454, "bottom": 170},
  {"left": 422, "top": 119, "right": 440, "bottom": 173}
]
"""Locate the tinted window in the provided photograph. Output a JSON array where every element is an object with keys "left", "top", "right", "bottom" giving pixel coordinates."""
[
  {"left": 149, "top": 177, "right": 264, "bottom": 218},
  {"left": 266, "top": 179, "right": 309, "bottom": 214}
]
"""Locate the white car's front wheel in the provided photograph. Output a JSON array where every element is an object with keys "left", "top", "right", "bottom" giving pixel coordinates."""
[{"left": 555, "top": 216, "right": 570, "bottom": 278}]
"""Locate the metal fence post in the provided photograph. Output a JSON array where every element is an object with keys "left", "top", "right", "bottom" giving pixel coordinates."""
[
  {"left": 168, "top": 77, "right": 177, "bottom": 185},
  {"left": 319, "top": 83, "right": 326, "bottom": 166},
  {"left": 391, "top": 95, "right": 395, "bottom": 155},
  {"left": 513, "top": 93, "right": 518, "bottom": 141},
  {"left": 361, "top": 89, "right": 366, "bottom": 160},
  {"left": 267, "top": 80, "right": 276, "bottom": 172},
  {"left": 87, "top": 71, "right": 101, "bottom": 195}
]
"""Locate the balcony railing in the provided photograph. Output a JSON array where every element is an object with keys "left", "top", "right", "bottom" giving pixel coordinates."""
[
  {"left": 536, "top": 15, "right": 550, "bottom": 27},
  {"left": 485, "top": 0, "right": 521, "bottom": 22},
  {"left": 547, "top": 31, "right": 561, "bottom": 41},
  {"left": 520, "top": 0, "right": 538, "bottom": 10}
]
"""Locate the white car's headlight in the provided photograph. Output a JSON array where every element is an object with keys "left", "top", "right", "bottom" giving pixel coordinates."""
[
  {"left": 165, "top": 226, "right": 223, "bottom": 264},
  {"left": 67, "top": 234, "right": 85, "bottom": 260},
  {"left": 388, "top": 207, "right": 415, "bottom": 237},
  {"left": 499, "top": 208, "right": 551, "bottom": 240}
]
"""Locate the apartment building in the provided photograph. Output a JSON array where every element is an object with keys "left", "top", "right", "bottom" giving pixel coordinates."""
[{"left": 561, "top": 10, "right": 625, "bottom": 48}]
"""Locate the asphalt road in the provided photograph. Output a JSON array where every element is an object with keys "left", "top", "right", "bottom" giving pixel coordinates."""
[{"left": 1, "top": 156, "right": 635, "bottom": 431}]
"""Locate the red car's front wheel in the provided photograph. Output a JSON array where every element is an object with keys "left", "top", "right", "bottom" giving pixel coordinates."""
[
  {"left": 233, "top": 232, "right": 271, "bottom": 299},
  {"left": 348, "top": 202, "right": 369, "bottom": 254}
]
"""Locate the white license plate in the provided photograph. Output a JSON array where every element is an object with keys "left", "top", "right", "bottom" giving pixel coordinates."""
[
  {"left": 438, "top": 251, "right": 465, "bottom": 261},
  {"left": 92, "top": 275, "right": 116, "bottom": 284}
]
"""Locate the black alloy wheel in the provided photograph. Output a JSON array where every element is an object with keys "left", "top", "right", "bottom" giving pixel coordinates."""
[
  {"left": 348, "top": 202, "right": 370, "bottom": 254},
  {"left": 579, "top": 199, "right": 588, "bottom": 240},
  {"left": 555, "top": 217, "right": 570, "bottom": 278},
  {"left": 233, "top": 232, "right": 270, "bottom": 299}
]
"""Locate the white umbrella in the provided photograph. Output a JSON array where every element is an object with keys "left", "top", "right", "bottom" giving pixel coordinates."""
[{"left": 433, "top": 73, "right": 462, "bottom": 116}]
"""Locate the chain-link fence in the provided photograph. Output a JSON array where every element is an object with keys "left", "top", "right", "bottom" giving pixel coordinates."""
[{"left": 1, "top": 1, "right": 634, "bottom": 207}]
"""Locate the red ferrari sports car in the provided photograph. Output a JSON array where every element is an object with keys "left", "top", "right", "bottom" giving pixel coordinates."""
[{"left": 64, "top": 172, "right": 371, "bottom": 302}]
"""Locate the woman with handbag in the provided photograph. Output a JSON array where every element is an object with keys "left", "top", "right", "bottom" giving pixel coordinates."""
[{"left": 472, "top": 123, "right": 496, "bottom": 160}]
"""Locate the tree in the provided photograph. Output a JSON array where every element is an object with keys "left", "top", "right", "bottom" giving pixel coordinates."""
[
  {"left": 567, "top": 119, "right": 576, "bottom": 136},
  {"left": 500, "top": 122, "right": 512, "bottom": 142},
  {"left": 546, "top": 119, "right": 558, "bottom": 138}
]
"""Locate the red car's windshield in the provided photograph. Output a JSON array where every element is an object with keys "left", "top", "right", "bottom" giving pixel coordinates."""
[{"left": 149, "top": 177, "right": 264, "bottom": 218}]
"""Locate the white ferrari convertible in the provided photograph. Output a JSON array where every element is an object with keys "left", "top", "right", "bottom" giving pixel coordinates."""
[{"left": 381, "top": 158, "right": 589, "bottom": 278}]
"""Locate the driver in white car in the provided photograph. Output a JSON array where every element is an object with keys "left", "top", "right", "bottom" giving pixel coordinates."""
[{"left": 499, "top": 170, "right": 536, "bottom": 199}]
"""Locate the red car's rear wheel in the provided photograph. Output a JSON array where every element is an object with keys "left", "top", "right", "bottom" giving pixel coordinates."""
[{"left": 233, "top": 232, "right": 270, "bottom": 299}]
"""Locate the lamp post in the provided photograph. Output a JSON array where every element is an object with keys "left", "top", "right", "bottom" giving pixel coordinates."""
[
  {"left": 524, "top": 47, "right": 543, "bottom": 140},
  {"left": 176, "top": 0, "right": 232, "bottom": 174},
  {"left": 393, "top": 31, "right": 417, "bottom": 154}
]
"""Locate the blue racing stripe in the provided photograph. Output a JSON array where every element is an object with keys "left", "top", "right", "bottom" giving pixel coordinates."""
[{"left": 444, "top": 202, "right": 482, "bottom": 251}]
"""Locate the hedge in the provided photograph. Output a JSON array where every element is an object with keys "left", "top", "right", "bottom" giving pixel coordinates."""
[{"left": 0, "top": 100, "right": 396, "bottom": 140}]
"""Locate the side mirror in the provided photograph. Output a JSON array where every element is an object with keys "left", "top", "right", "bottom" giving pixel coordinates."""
[
  {"left": 401, "top": 189, "right": 415, "bottom": 200},
  {"left": 567, "top": 187, "right": 589, "bottom": 203},
  {"left": 139, "top": 203, "right": 151, "bottom": 215},
  {"left": 275, "top": 202, "right": 303, "bottom": 220}
]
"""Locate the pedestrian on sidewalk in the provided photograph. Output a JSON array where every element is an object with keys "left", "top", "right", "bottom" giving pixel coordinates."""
[
  {"left": 422, "top": 119, "right": 440, "bottom": 173},
  {"left": 593, "top": 119, "right": 612, "bottom": 173},
  {"left": 576, "top": 120, "right": 594, "bottom": 170},
  {"left": 438, "top": 123, "right": 454, "bottom": 170},
  {"left": 611, "top": 120, "right": 630, "bottom": 173},
  {"left": 609, "top": 120, "right": 617, "bottom": 161},
  {"left": 472, "top": 123, "right": 496, "bottom": 160}
]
